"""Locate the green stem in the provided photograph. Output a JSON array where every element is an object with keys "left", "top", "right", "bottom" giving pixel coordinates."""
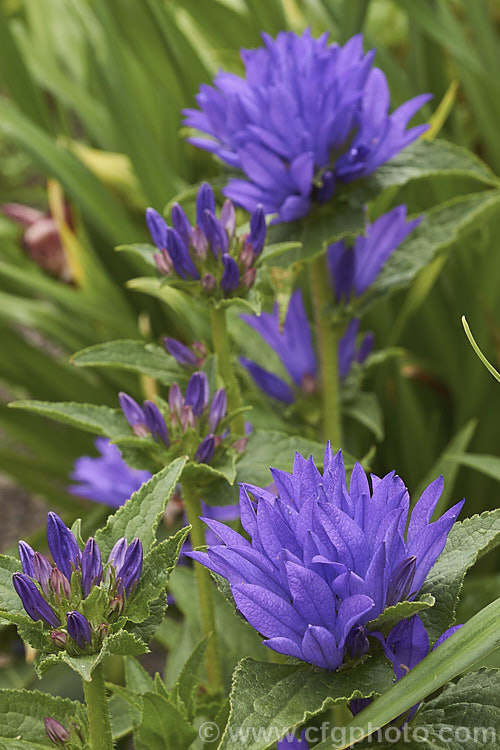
[
  {"left": 209, "top": 304, "right": 246, "bottom": 435},
  {"left": 310, "top": 254, "right": 343, "bottom": 448},
  {"left": 182, "top": 479, "right": 224, "bottom": 694},
  {"left": 82, "top": 663, "right": 113, "bottom": 750}
]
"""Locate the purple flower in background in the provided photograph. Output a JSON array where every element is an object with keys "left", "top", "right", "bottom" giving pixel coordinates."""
[
  {"left": 146, "top": 183, "right": 266, "bottom": 296},
  {"left": 240, "top": 290, "right": 372, "bottom": 402},
  {"left": 338, "top": 319, "right": 374, "bottom": 379},
  {"left": 328, "top": 206, "right": 422, "bottom": 301},
  {"left": 351, "top": 615, "right": 463, "bottom": 721},
  {"left": 184, "top": 30, "right": 430, "bottom": 222},
  {"left": 278, "top": 731, "right": 309, "bottom": 749},
  {"left": 188, "top": 445, "right": 463, "bottom": 670},
  {"left": 70, "top": 438, "right": 152, "bottom": 508}
]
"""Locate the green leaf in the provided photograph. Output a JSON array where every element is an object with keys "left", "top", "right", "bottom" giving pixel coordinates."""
[
  {"left": 0, "top": 613, "right": 49, "bottom": 652},
  {"left": 9, "top": 400, "right": 129, "bottom": 438},
  {"left": 420, "top": 509, "right": 500, "bottom": 643},
  {"left": 125, "top": 527, "right": 190, "bottom": 626},
  {"left": 370, "top": 138, "right": 499, "bottom": 192},
  {"left": 368, "top": 191, "right": 500, "bottom": 303},
  {"left": 343, "top": 391, "right": 384, "bottom": 440},
  {"left": 0, "top": 688, "right": 86, "bottom": 747},
  {"left": 116, "top": 243, "right": 157, "bottom": 267},
  {"left": 95, "top": 456, "right": 187, "bottom": 558},
  {"left": 367, "top": 594, "right": 435, "bottom": 634},
  {"left": 36, "top": 631, "right": 148, "bottom": 682},
  {"left": 71, "top": 340, "right": 188, "bottom": 388},
  {"left": 451, "top": 452, "right": 500, "bottom": 482},
  {"left": 170, "top": 636, "right": 209, "bottom": 721},
  {"left": 312, "top": 598, "right": 500, "bottom": 750},
  {"left": 136, "top": 692, "right": 197, "bottom": 750},
  {"left": 409, "top": 668, "right": 500, "bottom": 749},
  {"left": 0, "top": 555, "right": 23, "bottom": 619},
  {"left": 415, "top": 420, "right": 477, "bottom": 516},
  {"left": 181, "top": 453, "right": 238, "bottom": 488},
  {"left": 219, "top": 655, "right": 393, "bottom": 750},
  {"left": 125, "top": 655, "right": 155, "bottom": 694}
]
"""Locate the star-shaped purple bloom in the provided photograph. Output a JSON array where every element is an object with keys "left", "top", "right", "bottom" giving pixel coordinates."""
[
  {"left": 184, "top": 31, "right": 431, "bottom": 222},
  {"left": 240, "top": 290, "right": 373, "bottom": 402},
  {"left": 187, "top": 444, "right": 463, "bottom": 670},
  {"left": 69, "top": 438, "right": 152, "bottom": 508},
  {"left": 327, "top": 205, "right": 422, "bottom": 301}
]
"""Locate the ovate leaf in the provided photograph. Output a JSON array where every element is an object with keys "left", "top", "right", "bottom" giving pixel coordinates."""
[
  {"left": 95, "top": 456, "right": 187, "bottom": 558},
  {"left": 219, "top": 655, "right": 393, "bottom": 750},
  {"left": 420, "top": 509, "right": 500, "bottom": 642},
  {"left": 71, "top": 340, "right": 188, "bottom": 388}
]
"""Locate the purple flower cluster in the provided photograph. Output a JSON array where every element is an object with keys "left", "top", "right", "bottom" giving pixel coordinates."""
[
  {"left": 147, "top": 182, "right": 266, "bottom": 296},
  {"left": 119, "top": 372, "right": 228, "bottom": 465},
  {"left": 184, "top": 30, "right": 430, "bottom": 222},
  {"left": 240, "top": 290, "right": 373, "bottom": 403},
  {"left": 70, "top": 438, "right": 152, "bottom": 508},
  {"left": 328, "top": 205, "right": 421, "bottom": 301},
  {"left": 188, "top": 445, "right": 463, "bottom": 670},
  {"left": 13, "top": 513, "right": 143, "bottom": 651}
]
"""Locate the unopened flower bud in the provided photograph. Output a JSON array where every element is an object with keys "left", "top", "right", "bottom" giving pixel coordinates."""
[
  {"left": 185, "top": 372, "right": 209, "bottom": 417},
  {"left": 33, "top": 552, "right": 52, "bottom": 596},
  {"left": 239, "top": 242, "right": 255, "bottom": 270},
  {"left": 66, "top": 611, "right": 92, "bottom": 649},
  {"left": 46, "top": 512, "right": 80, "bottom": 583},
  {"left": 220, "top": 199, "right": 236, "bottom": 239},
  {"left": 153, "top": 249, "right": 173, "bottom": 275},
  {"left": 301, "top": 373, "right": 316, "bottom": 395},
  {"left": 241, "top": 267, "right": 256, "bottom": 288},
  {"left": 44, "top": 717, "right": 70, "bottom": 746},
  {"left": 180, "top": 404, "right": 195, "bottom": 432},
  {"left": 12, "top": 574, "right": 60, "bottom": 628},
  {"left": 50, "top": 568, "right": 71, "bottom": 601},
  {"left": 81, "top": 538, "right": 103, "bottom": 598},
  {"left": 191, "top": 226, "right": 208, "bottom": 259},
  {"left": 109, "top": 594, "right": 124, "bottom": 616},
  {"left": 232, "top": 437, "right": 249, "bottom": 454},
  {"left": 194, "top": 434, "right": 216, "bottom": 464},
  {"left": 201, "top": 273, "right": 216, "bottom": 292},
  {"left": 115, "top": 539, "right": 143, "bottom": 596},
  {"left": 50, "top": 630, "right": 68, "bottom": 649}
]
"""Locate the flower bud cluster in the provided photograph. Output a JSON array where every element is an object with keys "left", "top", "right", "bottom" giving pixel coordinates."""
[
  {"left": 119, "top": 372, "right": 231, "bottom": 465},
  {"left": 146, "top": 182, "right": 266, "bottom": 297},
  {"left": 13, "top": 513, "right": 143, "bottom": 654}
]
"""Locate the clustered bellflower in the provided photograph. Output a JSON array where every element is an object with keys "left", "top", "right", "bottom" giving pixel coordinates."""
[
  {"left": 240, "top": 290, "right": 373, "bottom": 403},
  {"left": 13, "top": 513, "right": 143, "bottom": 653},
  {"left": 146, "top": 182, "right": 266, "bottom": 296},
  {"left": 184, "top": 30, "right": 431, "bottom": 222},
  {"left": 328, "top": 205, "right": 421, "bottom": 301},
  {"left": 70, "top": 437, "right": 152, "bottom": 508},
  {"left": 188, "top": 445, "right": 463, "bottom": 670},
  {"left": 119, "top": 372, "right": 230, "bottom": 465}
]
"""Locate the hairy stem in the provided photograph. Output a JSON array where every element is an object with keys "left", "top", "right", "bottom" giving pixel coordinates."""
[
  {"left": 209, "top": 304, "right": 246, "bottom": 435},
  {"left": 82, "top": 662, "right": 113, "bottom": 750},
  {"left": 182, "top": 479, "right": 224, "bottom": 694},
  {"left": 310, "top": 254, "right": 343, "bottom": 448}
]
